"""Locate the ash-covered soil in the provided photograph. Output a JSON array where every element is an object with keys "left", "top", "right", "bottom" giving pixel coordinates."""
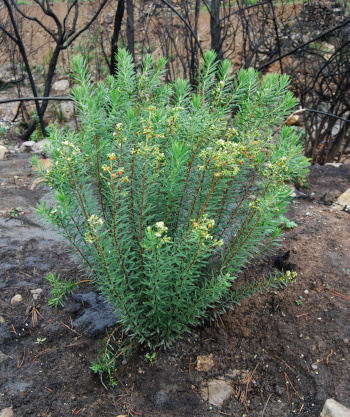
[{"left": 0, "top": 154, "right": 349, "bottom": 417}]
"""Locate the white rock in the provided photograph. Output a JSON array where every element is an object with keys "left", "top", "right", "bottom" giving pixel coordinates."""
[
  {"left": 33, "top": 138, "right": 50, "bottom": 154},
  {"left": 19, "top": 141, "right": 36, "bottom": 153},
  {"left": 337, "top": 189, "right": 350, "bottom": 209},
  {"left": 30, "top": 288, "right": 43, "bottom": 300},
  {"left": 11, "top": 294, "right": 23, "bottom": 304},
  {"left": 0, "top": 407, "right": 14, "bottom": 417},
  {"left": 320, "top": 399, "right": 350, "bottom": 417},
  {"left": 52, "top": 79, "right": 70, "bottom": 92},
  {"left": 0, "top": 145, "right": 8, "bottom": 160},
  {"left": 200, "top": 379, "right": 233, "bottom": 407},
  {"left": 0, "top": 316, "right": 5, "bottom": 324},
  {"left": 325, "top": 163, "right": 342, "bottom": 168}
]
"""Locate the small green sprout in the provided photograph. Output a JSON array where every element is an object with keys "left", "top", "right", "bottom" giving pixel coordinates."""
[
  {"left": 35, "top": 337, "right": 47, "bottom": 344},
  {"left": 279, "top": 215, "right": 298, "bottom": 229},
  {"left": 145, "top": 352, "right": 156, "bottom": 363},
  {"left": 0, "top": 125, "right": 8, "bottom": 136},
  {"left": 7, "top": 208, "right": 19, "bottom": 219},
  {"left": 295, "top": 296, "right": 303, "bottom": 306}
]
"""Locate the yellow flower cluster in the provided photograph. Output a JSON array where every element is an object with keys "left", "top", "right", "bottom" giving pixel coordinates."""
[
  {"left": 192, "top": 215, "right": 223, "bottom": 247},
  {"left": 101, "top": 154, "right": 128, "bottom": 184},
  {"left": 146, "top": 221, "right": 171, "bottom": 247}
]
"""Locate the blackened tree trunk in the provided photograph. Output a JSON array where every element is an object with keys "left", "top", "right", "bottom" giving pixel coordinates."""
[
  {"left": 0, "top": 0, "right": 108, "bottom": 140},
  {"left": 2, "top": 0, "right": 46, "bottom": 137},
  {"left": 126, "top": 0, "right": 135, "bottom": 61},
  {"left": 210, "top": 0, "right": 223, "bottom": 61},
  {"left": 111, "top": 0, "right": 125, "bottom": 76}
]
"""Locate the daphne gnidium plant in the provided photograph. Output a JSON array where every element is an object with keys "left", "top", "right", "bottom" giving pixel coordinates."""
[{"left": 33, "top": 49, "right": 308, "bottom": 349}]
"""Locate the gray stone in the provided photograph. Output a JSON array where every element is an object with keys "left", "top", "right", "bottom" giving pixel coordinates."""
[
  {"left": 52, "top": 79, "right": 70, "bottom": 92},
  {"left": 33, "top": 138, "right": 50, "bottom": 154},
  {"left": 0, "top": 408, "right": 14, "bottom": 417},
  {"left": 320, "top": 399, "right": 350, "bottom": 417},
  {"left": 60, "top": 102, "right": 75, "bottom": 119},
  {"left": 0, "top": 316, "right": 5, "bottom": 324},
  {"left": 0, "top": 63, "right": 23, "bottom": 83},
  {"left": 200, "top": 379, "right": 233, "bottom": 407},
  {"left": 19, "top": 141, "right": 36, "bottom": 153},
  {"left": 0, "top": 145, "right": 8, "bottom": 160}
]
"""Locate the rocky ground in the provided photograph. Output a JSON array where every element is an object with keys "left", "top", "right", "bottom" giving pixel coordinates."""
[{"left": 0, "top": 146, "right": 350, "bottom": 417}]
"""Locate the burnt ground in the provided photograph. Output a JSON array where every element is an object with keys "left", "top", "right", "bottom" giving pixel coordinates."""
[{"left": 0, "top": 153, "right": 349, "bottom": 417}]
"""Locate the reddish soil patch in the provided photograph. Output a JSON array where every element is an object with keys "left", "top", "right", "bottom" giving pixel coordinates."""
[{"left": 0, "top": 154, "right": 349, "bottom": 416}]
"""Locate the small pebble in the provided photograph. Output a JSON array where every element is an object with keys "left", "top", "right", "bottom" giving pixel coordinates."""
[
  {"left": 30, "top": 288, "right": 43, "bottom": 300},
  {"left": 344, "top": 339, "right": 349, "bottom": 344},
  {"left": 306, "top": 212, "right": 313, "bottom": 216},
  {"left": 0, "top": 408, "right": 15, "bottom": 417},
  {"left": 11, "top": 294, "right": 23, "bottom": 304},
  {"left": 311, "top": 364, "right": 318, "bottom": 370},
  {"left": 304, "top": 290, "right": 309, "bottom": 294},
  {"left": 0, "top": 316, "right": 5, "bottom": 324}
]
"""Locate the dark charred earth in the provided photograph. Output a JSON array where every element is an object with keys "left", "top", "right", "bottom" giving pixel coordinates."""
[{"left": 0, "top": 153, "right": 349, "bottom": 417}]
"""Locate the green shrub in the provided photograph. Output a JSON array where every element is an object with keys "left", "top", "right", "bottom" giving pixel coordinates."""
[
  {"left": 31, "top": 119, "right": 56, "bottom": 142},
  {"left": 33, "top": 49, "right": 308, "bottom": 349}
]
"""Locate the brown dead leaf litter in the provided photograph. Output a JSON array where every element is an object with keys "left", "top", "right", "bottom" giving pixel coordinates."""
[{"left": 0, "top": 153, "right": 349, "bottom": 417}]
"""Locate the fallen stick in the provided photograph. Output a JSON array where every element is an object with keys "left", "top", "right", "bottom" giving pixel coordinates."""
[
  {"left": 261, "top": 393, "right": 273, "bottom": 417},
  {"left": 311, "top": 350, "right": 334, "bottom": 367},
  {"left": 329, "top": 290, "right": 350, "bottom": 301}
]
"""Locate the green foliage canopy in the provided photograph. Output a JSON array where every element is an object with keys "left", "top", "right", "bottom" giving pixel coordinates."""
[{"left": 34, "top": 49, "right": 308, "bottom": 348}]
